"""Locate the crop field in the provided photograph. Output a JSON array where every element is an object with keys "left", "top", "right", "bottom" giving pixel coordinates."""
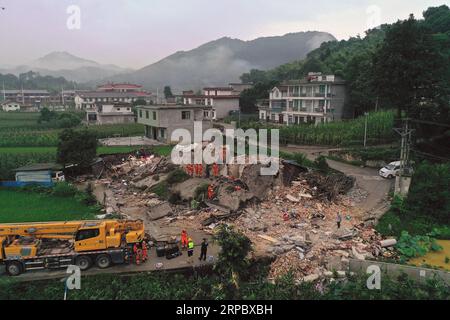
[
  {"left": 0, "top": 112, "right": 145, "bottom": 147},
  {"left": 0, "top": 112, "right": 148, "bottom": 179},
  {"left": 0, "top": 146, "right": 140, "bottom": 180},
  {"left": 242, "top": 110, "right": 395, "bottom": 146},
  {"left": 0, "top": 189, "right": 96, "bottom": 223}
]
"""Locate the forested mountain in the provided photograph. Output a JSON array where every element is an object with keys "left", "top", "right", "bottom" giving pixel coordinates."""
[
  {"left": 1, "top": 52, "right": 132, "bottom": 83},
  {"left": 240, "top": 5, "right": 450, "bottom": 160},
  {"left": 106, "top": 32, "right": 336, "bottom": 90},
  {"left": 0, "top": 71, "right": 83, "bottom": 94}
]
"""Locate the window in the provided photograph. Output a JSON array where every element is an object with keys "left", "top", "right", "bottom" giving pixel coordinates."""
[
  {"left": 139, "top": 110, "right": 142, "bottom": 118},
  {"left": 146, "top": 111, "right": 149, "bottom": 119},
  {"left": 182, "top": 111, "right": 191, "bottom": 120},
  {"left": 289, "top": 101, "right": 294, "bottom": 109},
  {"left": 319, "top": 85, "right": 326, "bottom": 93},
  {"left": 153, "top": 112, "right": 157, "bottom": 120},
  {"left": 75, "top": 229, "right": 100, "bottom": 241}
]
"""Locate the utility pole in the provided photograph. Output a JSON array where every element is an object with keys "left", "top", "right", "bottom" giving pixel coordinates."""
[
  {"left": 1, "top": 80, "right": 5, "bottom": 101},
  {"left": 363, "top": 112, "right": 369, "bottom": 148},
  {"left": 393, "top": 118, "right": 414, "bottom": 193}
]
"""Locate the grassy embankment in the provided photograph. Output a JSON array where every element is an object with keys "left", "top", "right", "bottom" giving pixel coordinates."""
[{"left": 0, "top": 188, "right": 97, "bottom": 223}]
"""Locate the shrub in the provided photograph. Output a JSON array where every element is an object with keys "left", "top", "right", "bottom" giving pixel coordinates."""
[
  {"left": 194, "top": 183, "right": 210, "bottom": 202},
  {"left": 52, "top": 182, "right": 78, "bottom": 197},
  {"left": 395, "top": 231, "right": 442, "bottom": 260},
  {"left": 405, "top": 162, "right": 450, "bottom": 223},
  {"left": 150, "top": 181, "right": 169, "bottom": 199},
  {"left": 314, "top": 155, "right": 330, "bottom": 174},
  {"left": 168, "top": 191, "right": 182, "bottom": 204},
  {"left": 166, "top": 168, "right": 190, "bottom": 185}
]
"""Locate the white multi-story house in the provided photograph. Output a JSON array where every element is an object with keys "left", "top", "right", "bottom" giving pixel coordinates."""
[
  {"left": 74, "top": 83, "right": 155, "bottom": 110},
  {"left": 258, "top": 73, "right": 349, "bottom": 125},
  {"left": 86, "top": 103, "right": 135, "bottom": 125},
  {"left": 182, "top": 86, "right": 240, "bottom": 120}
]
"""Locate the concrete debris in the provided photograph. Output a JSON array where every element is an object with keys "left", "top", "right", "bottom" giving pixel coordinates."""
[
  {"left": 79, "top": 150, "right": 388, "bottom": 281},
  {"left": 302, "top": 274, "right": 320, "bottom": 282},
  {"left": 286, "top": 194, "right": 300, "bottom": 202},
  {"left": 380, "top": 239, "right": 397, "bottom": 248},
  {"left": 147, "top": 202, "right": 173, "bottom": 221}
]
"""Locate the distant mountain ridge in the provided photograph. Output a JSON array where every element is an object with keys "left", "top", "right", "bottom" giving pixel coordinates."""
[
  {"left": 1, "top": 51, "right": 132, "bottom": 83},
  {"left": 106, "top": 31, "right": 336, "bottom": 90}
]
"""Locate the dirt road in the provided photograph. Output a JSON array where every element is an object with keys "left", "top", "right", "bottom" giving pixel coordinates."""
[{"left": 280, "top": 145, "right": 393, "bottom": 215}]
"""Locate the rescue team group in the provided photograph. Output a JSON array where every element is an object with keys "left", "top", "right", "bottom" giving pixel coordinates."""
[{"left": 126, "top": 233, "right": 209, "bottom": 265}]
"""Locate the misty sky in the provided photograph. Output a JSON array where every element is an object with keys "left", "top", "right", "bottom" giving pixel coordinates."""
[{"left": 0, "top": 0, "right": 446, "bottom": 69}]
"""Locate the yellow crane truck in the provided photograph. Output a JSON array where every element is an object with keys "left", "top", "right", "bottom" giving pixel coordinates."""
[{"left": 0, "top": 219, "right": 146, "bottom": 276}]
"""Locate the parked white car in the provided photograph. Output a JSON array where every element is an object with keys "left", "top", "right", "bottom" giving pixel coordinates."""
[
  {"left": 51, "top": 171, "right": 66, "bottom": 182},
  {"left": 379, "top": 161, "right": 400, "bottom": 178},
  {"left": 379, "top": 161, "right": 414, "bottom": 179}
]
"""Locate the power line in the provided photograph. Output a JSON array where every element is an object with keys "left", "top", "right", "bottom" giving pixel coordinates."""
[
  {"left": 409, "top": 119, "right": 450, "bottom": 128},
  {"left": 411, "top": 149, "right": 450, "bottom": 162}
]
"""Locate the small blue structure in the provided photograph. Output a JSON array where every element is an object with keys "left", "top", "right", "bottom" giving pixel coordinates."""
[{"left": 4, "top": 163, "right": 65, "bottom": 187}]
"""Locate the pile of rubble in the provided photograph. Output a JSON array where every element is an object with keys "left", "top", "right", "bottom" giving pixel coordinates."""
[
  {"left": 230, "top": 174, "right": 393, "bottom": 280},
  {"left": 83, "top": 151, "right": 395, "bottom": 281}
]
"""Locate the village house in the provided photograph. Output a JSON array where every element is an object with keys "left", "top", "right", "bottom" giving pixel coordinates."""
[
  {"left": 258, "top": 73, "right": 349, "bottom": 125},
  {"left": 1, "top": 101, "right": 21, "bottom": 112},
  {"left": 0, "top": 101, "right": 38, "bottom": 112},
  {"left": 182, "top": 86, "right": 241, "bottom": 120},
  {"left": 74, "top": 83, "right": 155, "bottom": 110},
  {"left": 1, "top": 89, "right": 51, "bottom": 108},
  {"left": 86, "top": 103, "right": 135, "bottom": 125},
  {"left": 136, "top": 104, "right": 213, "bottom": 143}
]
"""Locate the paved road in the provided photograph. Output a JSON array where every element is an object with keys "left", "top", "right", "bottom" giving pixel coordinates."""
[
  {"left": 280, "top": 145, "right": 393, "bottom": 214},
  {"left": 0, "top": 232, "right": 218, "bottom": 282}
]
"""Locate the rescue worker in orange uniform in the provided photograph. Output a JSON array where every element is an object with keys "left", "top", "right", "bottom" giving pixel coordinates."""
[
  {"left": 133, "top": 243, "right": 139, "bottom": 264},
  {"left": 212, "top": 163, "right": 219, "bottom": 177},
  {"left": 141, "top": 241, "right": 148, "bottom": 262},
  {"left": 207, "top": 185, "right": 215, "bottom": 200},
  {"left": 181, "top": 230, "right": 188, "bottom": 250},
  {"left": 136, "top": 248, "right": 142, "bottom": 265},
  {"left": 195, "top": 164, "right": 203, "bottom": 177},
  {"left": 186, "top": 164, "right": 194, "bottom": 176}
]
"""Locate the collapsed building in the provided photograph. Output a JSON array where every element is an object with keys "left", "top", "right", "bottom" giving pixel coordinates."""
[{"left": 80, "top": 149, "right": 394, "bottom": 281}]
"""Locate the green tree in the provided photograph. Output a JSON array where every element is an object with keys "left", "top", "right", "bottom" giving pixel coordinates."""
[
  {"left": 57, "top": 129, "right": 98, "bottom": 168},
  {"left": 422, "top": 5, "right": 450, "bottom": 33},
  {"left": 405, "top": 162, "right": 450, "bottom": 223},
  {"left": 132, "top": 99, "right": 147, "bottom": 107},
  {"left": 213, "top": 224, "right": 253, "bottom": 298},
  {"left": 38, "top": 107, "right": 58, "bottom": 123},
  {"left": 239, "top": 80, "right": 278, "bottom": 113},
  {"left": 372, "top": 14, "right": 446, "bottom": 118},
  {"left": 164, "top": 86, "right": 173, "bottom": 99}
]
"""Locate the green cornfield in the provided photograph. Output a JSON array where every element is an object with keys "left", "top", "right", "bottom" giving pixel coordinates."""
[
  {"left": 243, "top": 110, "right": 395, "bottom": 146},
  {"left": 0, "top": 124, "right": 145, "bottom": 147},
  {"left": 0, "top": 152, "right": 56, "bottom": 180}
]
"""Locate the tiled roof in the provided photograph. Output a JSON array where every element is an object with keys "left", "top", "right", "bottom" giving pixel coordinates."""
[
  {"left": 77, "top": 91, "right": 152, "bottom": 98},
  {"left": 97, "top": 83, "right": 143, "bottom": 90}
]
